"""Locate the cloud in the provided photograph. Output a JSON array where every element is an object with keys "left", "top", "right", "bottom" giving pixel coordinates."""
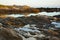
[{"left": 0, "top": 0, "right": 60, "bottom": 8}]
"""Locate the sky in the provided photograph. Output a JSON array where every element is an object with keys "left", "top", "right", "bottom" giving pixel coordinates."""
[{"left": 0, "top": 0, "right": 60, "bottom": 8}]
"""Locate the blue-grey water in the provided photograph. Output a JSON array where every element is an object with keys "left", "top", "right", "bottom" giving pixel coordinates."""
[
  {"left": 7, "top": 12, "right": 60, "bottom": 17},
  {"left": 51, "top": 22, "right": 60, "bottom": 28},
  {"left": 38, "top": 12, "right": 60, "bottom": 16}
]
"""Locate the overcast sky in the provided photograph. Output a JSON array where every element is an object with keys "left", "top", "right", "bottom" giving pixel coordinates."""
[{"left": 0, "top": 0, "right": 60, "bottom": 8}]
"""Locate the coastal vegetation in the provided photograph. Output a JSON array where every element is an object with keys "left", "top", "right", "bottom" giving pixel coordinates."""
[{"left": 0, "top": 4, "right": 40, "bottom": 16}]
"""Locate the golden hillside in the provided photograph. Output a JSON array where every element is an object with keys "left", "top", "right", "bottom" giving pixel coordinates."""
[{"left": 0, "top": 4, "right": 40, "bottom": 15}]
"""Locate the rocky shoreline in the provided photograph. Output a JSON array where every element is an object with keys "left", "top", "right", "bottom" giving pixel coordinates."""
[{"left": 0, "top": 15, "right": 60, "bottom": 40}]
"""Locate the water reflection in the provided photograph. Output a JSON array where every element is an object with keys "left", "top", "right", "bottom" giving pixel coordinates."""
[
  {"left": 7, "top": 12, "right": 60, "bottom": 17},
  {"left": 38, "top": 12, "right": 60, "bottom": 16}
]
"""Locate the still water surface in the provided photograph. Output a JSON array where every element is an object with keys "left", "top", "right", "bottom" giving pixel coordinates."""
[{"left": 7, "top": 12, "right": 60, "bottom": 17}]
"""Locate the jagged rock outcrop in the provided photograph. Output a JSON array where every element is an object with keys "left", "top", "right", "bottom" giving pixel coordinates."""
[{"left": 0, "top": 17, "right": 25, "bottom": 28}]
